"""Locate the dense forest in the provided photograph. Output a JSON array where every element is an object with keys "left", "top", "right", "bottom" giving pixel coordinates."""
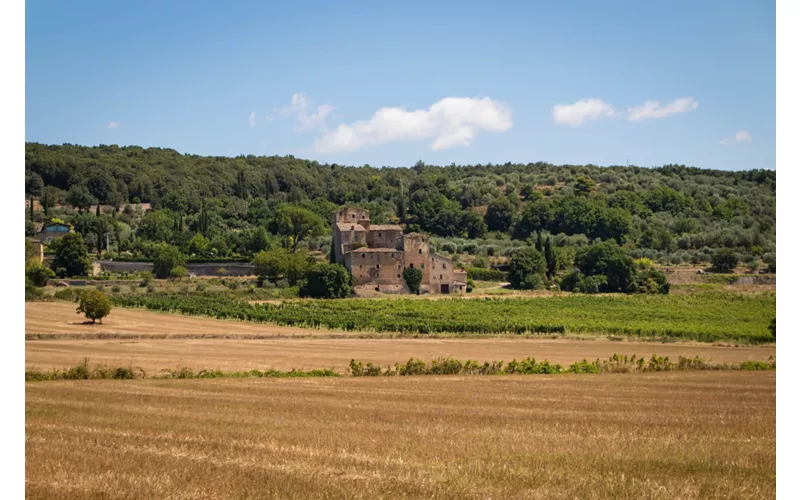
[{"left": 24, "top": 142, "right": 776, "bottom": 271}]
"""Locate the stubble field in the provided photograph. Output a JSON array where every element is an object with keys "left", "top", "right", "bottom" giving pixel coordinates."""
[
  {"left": 26, "top": 337, "right": 776, "bottom": 373},
  {"left": 26, "top": 371, "right": 776, "bottom": 500}
]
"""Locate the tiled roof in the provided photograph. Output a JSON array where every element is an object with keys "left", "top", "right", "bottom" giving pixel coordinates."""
[{"left": 368, "top": 225, "right": 403, "bottom": 231}]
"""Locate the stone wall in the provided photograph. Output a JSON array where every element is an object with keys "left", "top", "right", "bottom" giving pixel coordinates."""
[
  {"left": 98, "top": 260, "right": 256, "bottom": 276},
  {"left": 366, "top": 228, "right": 403, "bottom": 250},
  {"left": 346, "top": 250, "right": 405, "bottom": 285}
]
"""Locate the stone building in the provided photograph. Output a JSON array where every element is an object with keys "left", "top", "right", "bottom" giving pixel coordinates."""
[{"left": 331, "top": 207, "right": 467, "bottom": 294}]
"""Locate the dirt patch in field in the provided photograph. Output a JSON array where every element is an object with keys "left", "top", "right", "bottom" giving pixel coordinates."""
[
  {"left": 25, "top": 337, "right": 776, "bottom": 373},
  {"left": 25, "top": 371, "right": 775, "bottom": 499}
]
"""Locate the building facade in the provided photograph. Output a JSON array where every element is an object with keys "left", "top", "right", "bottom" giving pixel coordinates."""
[
  {"left": 332, "top": 207, "right": 467, "bottom": 294},
  {"left": 35, "top": 222, "right": 71, "bottom": 244}
]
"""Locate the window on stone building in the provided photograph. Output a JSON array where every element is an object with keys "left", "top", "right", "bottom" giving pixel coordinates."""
[
  {"left": 442, "top": 263, "right": 446, "bottom": 269},
  {"left": 362, "top": 253, "right": 365, "bottom": 258},
  {"left": 418, "top": 249, "right": 422, "bottom": 254},
  {"left": 376, "top": 264, "right": 380, "bottom": 269},
  {"left": 378, "top": 232, "right": 382, "bottom": 237},
  {"left": 397, "top": 274, "right": 401, "bottom": 278},
  {"left": 440, "top": 275, "right": 443, "bottom": 279}
]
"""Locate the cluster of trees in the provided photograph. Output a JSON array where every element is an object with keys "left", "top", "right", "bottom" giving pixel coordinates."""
[
  {"left": 507, "top": 240, "right": 670, "bottom": 294},
  {"left": 25, "top": 143, "right": 775, "bottom": 295}
]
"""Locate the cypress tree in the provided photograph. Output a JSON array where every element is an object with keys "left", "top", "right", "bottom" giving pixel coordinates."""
[
  {"left": 544, "top": 237, "right": 557, "bottom": 279},
  {"left": 535, "top": 232, "right": 543, "bottom": 253}
]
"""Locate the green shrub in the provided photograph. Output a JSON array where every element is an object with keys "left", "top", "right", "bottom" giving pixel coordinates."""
[
  {"left": 53, "top": 288, "right": 76, "bottom": 301},
  {"left": 466, "top": 268, "right": 507, "bottom": 281},
  {"left": 299, "top": 263, "right": 353, "bottom": 299},
  {"left": 508, "top": 247, "right": 546, "bottom": 290},
  {"left": 195, "top": 282, "right": 207, "bottom": 292},
  {"left": 76, "top": 289, "right": 112, "bottom": 323},
  {"left": 111, "top": 285, "right": 122, "bottom": 293},
  {"left": 711, "top": 248, "right": 738, "bottom": 273},
  {"left": 403, "top": 267, "right": 423, "bottom": 294},
  {"left": 26, "top": 262, "right": 55, "bottom": 287}
]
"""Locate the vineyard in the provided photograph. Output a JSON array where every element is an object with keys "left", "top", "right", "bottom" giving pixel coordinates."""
[{"left": 112, "top": 291, "right": 776, "bottom": 343}]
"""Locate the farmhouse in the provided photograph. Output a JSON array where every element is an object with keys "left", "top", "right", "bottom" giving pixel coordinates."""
[
  {"left": 34, "top": 222, "right": 71, "bottom": 244},
  {"left": 332, "top": 207, "right": 467, "bottom": 294}
]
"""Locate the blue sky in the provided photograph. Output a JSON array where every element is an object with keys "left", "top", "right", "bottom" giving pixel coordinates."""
[{"left": 25, "top": 0, "right": 775, "bottom": 170}]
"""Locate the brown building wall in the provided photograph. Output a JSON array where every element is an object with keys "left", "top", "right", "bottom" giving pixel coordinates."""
[
  {"left": 428, "top": 254, "right": 454, "bottom": 292},
  {"left": 366, "top": 229, "right": 403, "bottom": 250},
  {"left": 346, "top": 251, "right": 405, "bottom": 285},
  {"left": 402, "top": 234, "right": 431, "bottom": 284}
]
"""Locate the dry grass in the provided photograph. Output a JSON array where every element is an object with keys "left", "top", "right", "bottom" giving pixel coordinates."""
[
  {"left": 25, "top": 337, "right": 776, "bottom": 373},
  {"left": 26, "top": 371, "right": 775, "bottom": 499},
  {"left": 25, "top": 301, "right": 356, "bottom": 337}
]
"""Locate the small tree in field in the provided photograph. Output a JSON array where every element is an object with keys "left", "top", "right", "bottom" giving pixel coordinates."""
[
  {"left": 76, "top": 289, "right": 112, "bottom": 324},
  {"left": 403, "top": 267, "right": 423, "bottom": 294},
  {"left": 170, "top": 266, "right": 189, "bottom": 281},
  {"left": 711, "top": 248, "right": 738, "bottom": 273}
]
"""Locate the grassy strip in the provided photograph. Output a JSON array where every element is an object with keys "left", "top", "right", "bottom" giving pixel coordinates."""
[
  {"left": 25, "top": 358, "right": 338, "bottom": 381},
  {"left": 111, "top": 291, "right": 776, "bottom": 343},
  {"left": 350, "top": 354, "right": 776, "bottom": 376},
  {"left": 26, "top": 354, "right": 775, "bottom": 382}
]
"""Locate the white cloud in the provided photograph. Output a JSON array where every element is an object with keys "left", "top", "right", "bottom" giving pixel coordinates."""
[
  {"left": 270, "top": 93, "right": 334, "bottom": 132},
  {"left": 312, "top": 96, "right": 512, "bottom": 154},
  {"left": 627, "top": 97, "right": 699, "bottom": 121},
  {"left": 720, "top": 129, "right": 752, "bottom": 145},
  {"left": 249, "top": 111, "right": 256, "bottom": 128},
  {"left": 552, "top": 99, "right": 616, "bottom": 127},
  {"left": 106, "top": 121, "right": 119, "bottom": 129}
]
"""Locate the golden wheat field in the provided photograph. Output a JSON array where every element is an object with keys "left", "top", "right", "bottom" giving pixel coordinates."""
[
  {"left": 26, "top": 371, "right": 775, "bottom": 500},
  {"left": 25, "top": 337, "right": 776, "bottom": 373}
]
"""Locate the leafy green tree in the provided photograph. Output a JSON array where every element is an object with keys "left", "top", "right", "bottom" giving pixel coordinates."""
[
  {"left": 252, "top": 247, "right": 312, "bottom": 285},
  {"left": 508, "top": 247, "right": 546, "bottom": 290},
  {"left": 403, "top": 267, "right": 423, "bottom": 294},
  {"left": 152, "top": 244, "right": 185, "bottom": 279},
  {"left": 49, "top": 232, "right": 92, "bottom": 277},
  {"left": 76, "top": 289, "right": 112, "bottom": 324},
  {"left": 286, "top": 250, "right": 315, "bottom": 286},
  {"left": 41, "top": 186, "right": 62, "bottom": 215},
  {"left": 187, "top": 234, "right": 211, "bottom": 257},
  {"left": 137, "top": 210, "right": 176, "bottom": 243},
  {"left": 461, "top": 210, "right": 487, "bottom": 239},
  {"left": 573, "top": 175, "right": 595, "bottom": 196},
  {"left": 299, "top": 263, "right": 353, "bottom": 298},
  {"left": 574, "top": 241, "right": 635, "bottom": 293},
  {"left": 514, "top": 199, "right": 553, "bottom": 240},
  {"left": 711, "top": 248, "right": 738, "bottom": 273},
  {"left": 632, "top": 268, "right": 670, "bottom": 294},
  {"left": 544, "top": 237, "right": 557, "bottom": 278},
  {"left": 253, "top": 248, "right": 288, "bottom": 284},
  {"left": 169, "top": 266, "right": 189, "bottom": 281},
  {"left": 86, "top": 173, "right": 117, "bottom": 205},
  {"left": 26, "top": 173, "right": 44, "bottom": 198},
  {"left": 26, "top": 261, "right": 55, "bottom": 287},
  {"left": 66, "top": 184, "right": 94, "bottom": 213},
  {"left": 484, "top": 198, "right": 515, "bottom": 232},
  {"left": 274, "top": 205, "right": 325, "bottom": 252},
  {"left": 763, "top": 252, "right": 776, "bottom": 273}
]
